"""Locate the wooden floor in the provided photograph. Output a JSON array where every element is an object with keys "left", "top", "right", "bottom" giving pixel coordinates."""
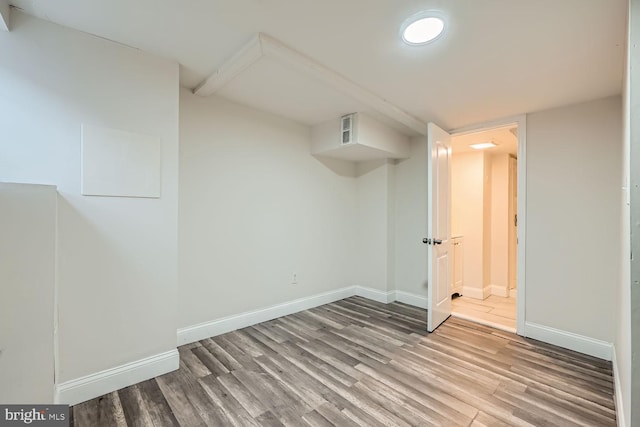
[
  {"left": 451, "top": 295, "right": 517, "bottom": 332},
  {"left": 71, "top": 296, "right": 616, "bottom": 426}
]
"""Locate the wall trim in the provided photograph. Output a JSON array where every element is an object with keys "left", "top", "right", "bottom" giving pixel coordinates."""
[
  {"left": 490, "top": 284, "right": 509, "bottom": 297},
  {"left": 612, "top": 345, "right": 627, "bottom": 427},
  {"left": 394, "top": 290, "right": 428, "bottom": 309},
  {"left": 178, "top": 286, "right": 356, "bottom": 345},
  {"left": 462, "top": 285, "right": 490, "bottom": 300},
  {"left": 55, "top": 349, "right": 179, "bottom": 406},
  {"left": 524, "top": 322, "right": 612, "bottom": 361},
  {"left": 354, "top": 286, "right": 395, "bottom": 304},
  {"left": 451, "top": 311, "right": 516, "bottom": 334}
]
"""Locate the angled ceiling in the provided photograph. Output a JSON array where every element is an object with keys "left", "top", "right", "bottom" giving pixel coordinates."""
[{"left": 9, "top": 0, "right": 627, "bottom": 131}]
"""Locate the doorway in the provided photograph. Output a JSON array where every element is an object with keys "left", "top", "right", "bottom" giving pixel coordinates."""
[{"left": 448, "top": 124, "right": 520, "bottom": 332}]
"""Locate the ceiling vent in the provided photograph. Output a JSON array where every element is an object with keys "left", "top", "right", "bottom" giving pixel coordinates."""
[
  {"left": 311, "top": 112, "right": 410, "bottom": 162},
  {"left": 341, "top": 114, "right": 357, "bottom": 145}
]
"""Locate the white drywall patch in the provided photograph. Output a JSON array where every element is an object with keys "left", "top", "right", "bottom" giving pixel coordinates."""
[{"left": 81, "top": 124, "right": 161, "bottom": 198}]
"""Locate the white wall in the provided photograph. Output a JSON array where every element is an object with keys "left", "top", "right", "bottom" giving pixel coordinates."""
[
  {"left": 0, "top": 183, "right": 56, "bottom": 403},
  {"left": 526, "top": 96, "right": 621, "bottom": 343},
  {"left": 178, "top": 90, "right": 358, "bottom": 328},
  {"left": 490, "top": 154, "right": 510, "bottom": 293},
  {"left": 393, "top": 137, "right": 428, "bottom": 298},
  {"left": 451, "top": 152, "right": 486, "bottom": 296},
  {"left": 354, "top": 160, "right": 393, "bottom": 292},
  {"left": 0, "top": 11, "right": 179, "bottom": 385}
]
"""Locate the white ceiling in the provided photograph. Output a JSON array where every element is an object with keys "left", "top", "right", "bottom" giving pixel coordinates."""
[
  {"left": 452, "top": 126, "right": 518, "bottom": 155},
  {"left": 10, "top": 0, "right": 627, "bottom": 131}
]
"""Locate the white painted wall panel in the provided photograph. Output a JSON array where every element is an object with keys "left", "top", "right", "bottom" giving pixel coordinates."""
[
  {"left": 0, "top": 11, "right": 179, "bottom": 386},
  {"left": 178, "top": 91, "right": 358, "bottom": 328},
  {"left": 81, "top": 125, "right": 162, "bottom": 198},
  {"left": 526, "top": 96, "right": 621, "bottom": 343},
  {"left": 0, "top": 183, "right": 56, "bottom": 403}
]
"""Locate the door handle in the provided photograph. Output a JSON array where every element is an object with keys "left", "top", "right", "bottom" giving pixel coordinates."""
[
  {"left": 433, "top": 239, "right": 443, "bottom": 245},
  {"left": 422, "top": 238, "right": 432, "bottom": 245}
]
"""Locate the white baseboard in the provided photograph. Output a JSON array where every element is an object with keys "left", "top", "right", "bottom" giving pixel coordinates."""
[
  {"left": 462, "top": 285, "right": 490, "bottom": 300},
  {"left": 394, "top": 290, "right": 428, "bottom": 309},
  {"left": 524, "top": 322, "right": 612, "bottom": 360},
  {"left": 177, "top": 286, "right": 355, "bottom": 345},
  {"left": 612, "top": 346, "right": 627, "bottom": 427},
  {"left": 354, "top": 286, "right": 395, "bottom": 304},
  {"left": 55, "top": 349, "right": 179, "bottom": 406},
  {"left": 490, "top": 284, "right": 509, "bottom": 297}
]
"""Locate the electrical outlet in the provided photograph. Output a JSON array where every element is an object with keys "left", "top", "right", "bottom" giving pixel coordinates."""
[{"left": 292, "top": 273, "right": 298, "bottom": 284}]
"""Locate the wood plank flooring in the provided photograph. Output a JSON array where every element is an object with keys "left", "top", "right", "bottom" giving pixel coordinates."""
[{"left": 71, "top": 296, "right": 616, "bottom": 426}]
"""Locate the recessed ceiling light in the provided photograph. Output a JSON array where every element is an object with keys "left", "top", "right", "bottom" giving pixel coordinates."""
[
  {"left": 401, "top": 12, "right": 446, "bottom": 45},
  {"left": 470, "top": 142, "right": 497, "bottom": 150}
]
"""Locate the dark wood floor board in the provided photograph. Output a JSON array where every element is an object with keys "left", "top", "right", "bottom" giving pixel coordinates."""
[
  {"left": 217, "top": 372, "right": 270, "bottom": 417},
  {"left": 73, "top": 296, "right": 617, "bottom": 426},
  {"left": 117, "top": 384, "right": 160, "bottom": 427},
  {"left": 353, "top": 377, "right": 446, "bottom": 427},
  {"left": 281, "top": 341, "right": 362, "bottom": 386},
  {"left": 177, "top": 374, "right": 232, "bottom": 426},
  {"left": 191, "top": 345, "right": 230, "bottom": 377},
  {"left": 211, "top": 333, "right": 263, "bottom": 372},
  {"left": 136, "top": 379, "right": 181, "bottom": 427},
  {"left": 385, "top": 358, "right": 529, "bottom": 426},
  {"left": 498, "top": 386, "right": 616, "bottom": 427},
  {"left": 201, "top": 338, "right": 243, "bottom": 372},
  {"left": 471, "top": 410, "right": 515, "bottom": 427},
  {"left": 320, "top": 329, "right": 390, "bottom": 364},
  {"left": 355, "top": 359, "right": 478, "bottom": 423},
  {"left": 252, "top": 322, "right": 291, "bottom": 344},
  {"left": 314, "top": 402, "right": 361, "bottom": 427},
  {"left": 97, "top": 392, "right": 127, "bottom": 427},
  {"left": 525, "top": 383, "right": 617, "bottom": 420},
  {"left": 254, "top": 410, "right": 286, "bottom": 427},
  {"left": 510, "top": 364, "right": 616, "bottom": 410},
  {"left": 303, "top": 308, "right": 349, "bottom": 330},
  {"left": 178, "top": 346, "right": 211, "bottom": 378},
  {"left": 511, "top": 355, "right": 614, "bottom": 393},
  {"left": 244, "top": 325, "right": 289, "bottom": 354},
  {"left": 301, "top": 409, "right": 334, "bottom": 427},
  {"left": 153, "top": 365, "right": 208, "bottom": 427},
  {"left": 506, "top": 341, "right": 614, "bottom": 383},
  {"left": 273, "top": 318, "right": 318, "bottom": 342},
  {"left": 197, "top": 374, "right": 261, "bottom": 427},
  {"left": 398, "top": 345, "right": 502, "bottom": 394},
  {"left": 223, "top": 329, "right": 267, "bottom": 358},
  {"left": 233, "top": 368, "right": 313, "bottom": 422}
]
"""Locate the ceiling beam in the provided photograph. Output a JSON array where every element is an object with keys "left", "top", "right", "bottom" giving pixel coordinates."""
[
  {"left": 0, "top": 0, "right": 10, "bottom": 31},
  {"left": 193, "top": 33, "right": 426, "bottom": 136},
  {"left": 193, "top": 34, "right": 265, "bottom": 96}
]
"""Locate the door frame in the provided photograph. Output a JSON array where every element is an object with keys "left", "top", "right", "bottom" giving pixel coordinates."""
[{"left": 449, "top": 114, "right": 527, "bottom": 335}]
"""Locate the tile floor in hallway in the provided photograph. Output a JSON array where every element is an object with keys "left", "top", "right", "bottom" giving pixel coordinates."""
[{"left": 451, "top": 294, "right": 517, "bottom": 332}]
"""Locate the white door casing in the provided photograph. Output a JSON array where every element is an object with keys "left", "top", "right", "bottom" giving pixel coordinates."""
[{"left": 427, "top": 123, "right": 452, "bottom": 332}]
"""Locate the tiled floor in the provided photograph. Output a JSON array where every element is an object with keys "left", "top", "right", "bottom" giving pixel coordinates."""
[{"left": 451, "top": 293, "right": 517, "bottom": 332}]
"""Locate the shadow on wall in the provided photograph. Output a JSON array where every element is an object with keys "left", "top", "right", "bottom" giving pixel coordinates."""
[{"left": 313, "top": 156, "right": 357, "bottom": 177}]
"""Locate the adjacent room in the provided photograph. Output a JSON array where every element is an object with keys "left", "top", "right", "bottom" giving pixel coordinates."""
[
  {"left": 450, "top": 125, "right": 519, "bottom": 332},
  {"left": 1, "top": 0, "right": 637, "bottom": 426}
]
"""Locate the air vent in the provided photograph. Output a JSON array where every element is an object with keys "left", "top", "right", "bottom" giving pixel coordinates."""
[{"left": 341, "top": 113, "right": 356, "bottom": 144}]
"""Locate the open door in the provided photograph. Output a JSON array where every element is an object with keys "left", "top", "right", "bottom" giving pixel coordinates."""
[{"left": 426, "top": 123, "right": 452, "bottom": 332}]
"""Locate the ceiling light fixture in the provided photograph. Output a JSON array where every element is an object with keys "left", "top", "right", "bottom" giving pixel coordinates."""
[
  {"left": 470, "top": 142, "right": 497, "bottom": 150},
  {"left": 401, "top": 11, "right": 446, "bottom": 45}
]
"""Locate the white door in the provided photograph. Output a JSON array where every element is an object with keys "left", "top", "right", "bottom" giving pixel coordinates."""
[{"left": 427, "top": 123, "right": 452, "bottom": 332}]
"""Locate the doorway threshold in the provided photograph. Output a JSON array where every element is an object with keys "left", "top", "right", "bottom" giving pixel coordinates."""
[{"left": 450, "top": 311, "right": 517, "bottom": 334}]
